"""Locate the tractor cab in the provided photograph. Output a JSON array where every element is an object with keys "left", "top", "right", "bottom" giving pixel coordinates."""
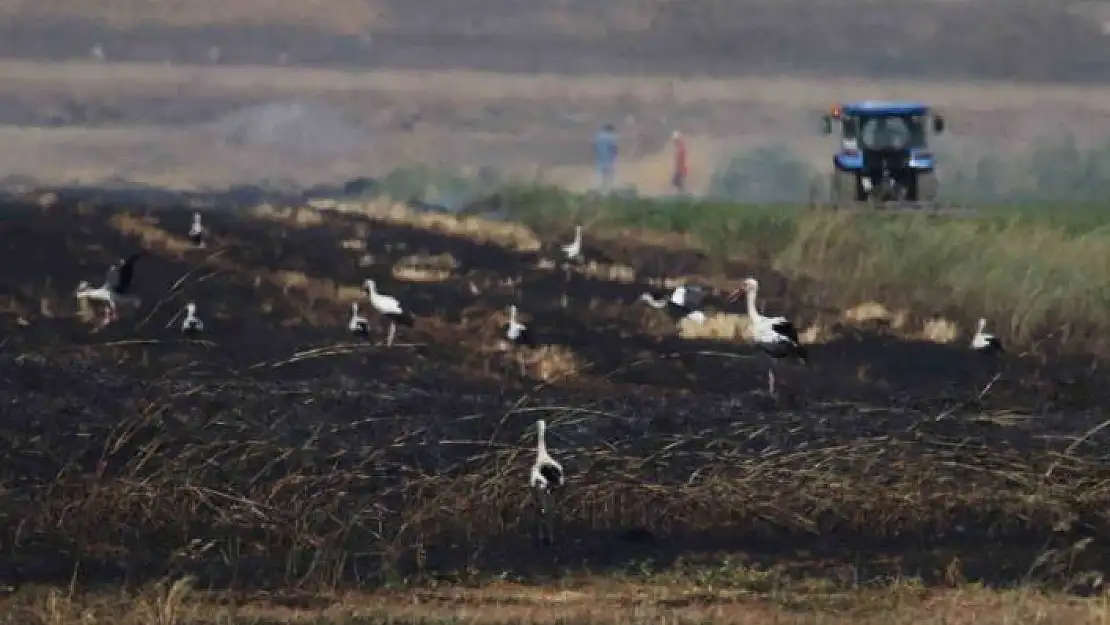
[{"left": 822, "top": 101, "right": 946, "bottom": 205}]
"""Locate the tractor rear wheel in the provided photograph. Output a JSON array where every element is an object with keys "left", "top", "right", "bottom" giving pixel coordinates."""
[
  {"left": 831, "top": 170, "right": 858, "bottom": 208},
  {"left": 917, "top": 171, "right": 938, "bottom": 203}
]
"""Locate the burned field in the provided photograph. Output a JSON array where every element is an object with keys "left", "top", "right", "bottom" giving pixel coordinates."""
[{"left": 1, "top": 195, "right": 1109, "bottom": 593}]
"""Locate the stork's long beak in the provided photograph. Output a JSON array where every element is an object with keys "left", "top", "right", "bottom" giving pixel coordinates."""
[{"left": 727, "top": 288, "right": 744, "bottom": 303}]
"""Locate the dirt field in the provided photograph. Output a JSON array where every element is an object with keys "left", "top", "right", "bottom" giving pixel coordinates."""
[
  {"left": 3, "top": 59, "right": 1110, "bottom": 197},
  {"left": 2, "top": 193, "right": 1110, "bottom": 611},
  {"left": 0, "top": 0, "right": 1109, "bottom": 197},
  {"left": 2, "top": 0, "right": 1109, "bottom": 83}
]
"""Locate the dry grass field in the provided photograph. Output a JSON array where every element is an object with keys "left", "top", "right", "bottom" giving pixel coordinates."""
[{"left": 5, "top": 578, "right": 1110, "bottom": 624}]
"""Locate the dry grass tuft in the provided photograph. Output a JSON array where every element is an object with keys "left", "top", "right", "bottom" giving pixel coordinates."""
[
  {"left": 840, "top": 301, "right": 909, "bottom": 330},
  {"left": 335, "top": 285, "right": 365, "bottom": 302},
  {"left": 576, "top": 261, "right": 638, "bottom": 283},
  {"left": 108, "top": 214, "right": 196, "bottom": 255},
  {"left": 799, "top": 320, "right": 830, "bottom": 345},
  {"left": 678, "top": 312, "right": 750, "bottom": 341},
  {"left": 920, "top": 317, "right": 961, "bottom": 344},
  {"left": 132, "top": 577, "right": 199, "bottom": 625},
  {"left": 391, "top": 253, "right": 459, "bottom": 283},
  {"left": 514, "top": 345, "right": 583, "bottom": 382},
  {"left": 392, "top": 266, "right": 453, "bottom": 282},
  {"left": 248, "top": 203, "right": 325, "bottom": 228}
]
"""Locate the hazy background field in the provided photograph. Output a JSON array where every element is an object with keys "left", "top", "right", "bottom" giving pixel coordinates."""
[{"left": 4, "top": 0, "right": 1110, "bottom": 201}]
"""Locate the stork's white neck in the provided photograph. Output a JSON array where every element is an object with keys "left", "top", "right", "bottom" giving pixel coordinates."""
[
  {"left": 510, "top": 306, "right": 518, "bottom": 324},
  {"left": 571, "top": 227, "right": 582, "bottom": 247},
  {"left": 537, "top": 420, "right": 548, "bottom": 457},
  {"left": 745, "top": 286, "right": 762, "bottom": 323}
]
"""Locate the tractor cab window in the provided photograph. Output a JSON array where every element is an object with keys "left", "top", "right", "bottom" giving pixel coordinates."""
[
  {"left": 858, "top": 115, "right": 926, "bottom": 150},
  {"left": 840, "top": 116, "right": 859, "bottom": 139}
]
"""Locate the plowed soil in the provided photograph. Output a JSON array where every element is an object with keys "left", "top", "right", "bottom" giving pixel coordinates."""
[{"left": 1, "top": 195, "right": 1109, "bottom": 592}]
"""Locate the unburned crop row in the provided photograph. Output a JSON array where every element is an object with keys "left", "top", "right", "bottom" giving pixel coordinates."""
[{"left": 498, "top": 188, "right": 1110, "bottom": 358}]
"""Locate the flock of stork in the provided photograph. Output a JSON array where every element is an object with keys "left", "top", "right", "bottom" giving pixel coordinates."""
[
  {"left": 71, "top": 211, "right": 1006, "bottom": 386},
  {"left": 65, "top": 210, "right": 1007, "bottom": 543}
]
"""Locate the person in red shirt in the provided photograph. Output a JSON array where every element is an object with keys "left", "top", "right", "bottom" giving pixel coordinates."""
[{"left": 671, "top": 130, "right": 688, "bottom": 194}]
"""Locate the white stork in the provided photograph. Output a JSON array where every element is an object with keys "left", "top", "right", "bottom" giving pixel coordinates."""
[
  {"left": 530, "top": 419, "right": 565, "bottom": 545},
  {"left": 349, "top": 302, "right": 370, "bottom": 337},
  {"left": 640, "top": 284, "right": 708, "bottom": 324},
  {"left": 728, "top": 276, "right": 807, "bottom": 396},
  {"left": 504, "top": 304, "right": 532, "bottom": 345},
  {"left": 75, "top": 252, "right": 143, "bottom": 327},
  {"left": 361, "top": 279, "right": 415, "bottom": 347},
  {"left": 181, "top": 302, "right": 204, "bottom": 333},
  {"left": 561, "top": 225, "right": 582, "bottom": 262},
  {"left": 188, "top": 212, "right": 206, "bottom": 248},
  {"left": 971, "top": 317, "right": 1003, "bottom": 353},
  {"left": 555, "top": 225, "right": 585, "bottom": 308}
]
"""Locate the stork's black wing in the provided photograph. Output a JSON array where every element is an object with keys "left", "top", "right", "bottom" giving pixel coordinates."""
[
  {"left": 771, "top": 319, "right": 800, "bottom": 345},
  {"left": 107, "top": 253, "right": 142, "bottom": 294},
  {"left": 682, "top": 285, "right": 707, "bottom": 309},
  {"left": 539, "top": 463, "right": 564, "bottom": 488},
  {"left": 510, "top": 325, "right": 533, "bottom": 345}
]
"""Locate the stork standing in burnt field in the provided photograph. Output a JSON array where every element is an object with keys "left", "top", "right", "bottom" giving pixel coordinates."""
[
  {"left": 971, "top": 318, "right": 1003, "bottom": 354},
  {"left": 75, "top": 252, "right": 143, "bottom": 327},
  {"left": 362, "top": 279, "right": 415, "bottom": 347},
  {"left": 530, "top": 419, "right": 565, "bottom": 545},
  {"left": 349, "top": 302, "right": 371, "bottom": 337},
  {"left": 729, "top": 277, "right": 807, "bottom": 396},
  {"left": 504, "top": 304, "right": 532, "bottom": 346},
  {"left": 561, "top": 225, "right": 583, "bottom": 263},
  {"left": 180, "top": 302, "right": 204, "bottom": 333},
  {"left": 640, "top": 283, "right": 709, "bottom": 324},
  {"left": 188, "top": 212, "right": 206, "bottom": 248}
]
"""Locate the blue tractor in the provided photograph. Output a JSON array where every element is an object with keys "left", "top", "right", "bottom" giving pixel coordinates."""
[{"left": 821, "top": 100, "right": 946, "bottom": 208}]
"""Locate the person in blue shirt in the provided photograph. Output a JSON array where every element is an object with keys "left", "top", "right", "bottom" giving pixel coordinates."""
[{"left": 594, "top": 123, "right": 618, "bottom": 194}]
